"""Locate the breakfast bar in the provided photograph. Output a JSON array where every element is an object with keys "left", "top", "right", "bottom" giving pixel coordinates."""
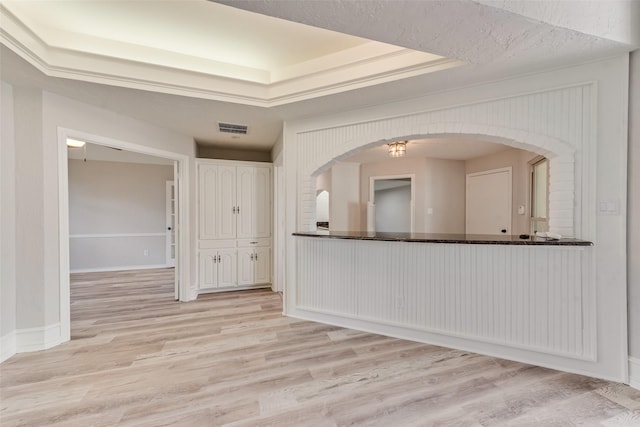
[{"left": 290, "top": 231, "right": 595, "bottom": 368}]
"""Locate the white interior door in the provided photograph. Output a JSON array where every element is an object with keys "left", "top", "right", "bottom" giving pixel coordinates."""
[{"left": 466, "top": 167, "right": 512, "bottom": 235}]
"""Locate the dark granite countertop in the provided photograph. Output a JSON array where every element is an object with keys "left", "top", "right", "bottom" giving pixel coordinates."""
[{"left": 293, "top": 230, "right": 593, "bottom": 246}]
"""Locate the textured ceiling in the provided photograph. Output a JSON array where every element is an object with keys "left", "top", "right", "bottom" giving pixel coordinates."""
[{"left": 1, "top": 0, "right": 638, "bottom": 151}]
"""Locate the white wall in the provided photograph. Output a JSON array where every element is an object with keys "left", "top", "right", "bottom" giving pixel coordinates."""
[
  {"left": 329, "top": 162, "right": 360, "bottom": 231},
  {"left": 466, "top": 147, "right": 539, "bottom": 235},
  {"left": 283, "top": 55, "right": 630, "bottom": 382},
  {"left": 0, "top": 81, "right": 17, "bottom": 360},
  {"left": 628, "top": 50, "right": 640, "bottom": 376},
  {"left": 315, "top": 191, "right": 330, "bottom": 223},
  {"left": 68, "top": 159, "right": 174, "bottom": 272},
  {"left": 0, "top": 85, "right": 196, "bottom": 361}
]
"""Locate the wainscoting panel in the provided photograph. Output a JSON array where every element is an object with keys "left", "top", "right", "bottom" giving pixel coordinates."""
[{"left": 296, "top": 237, "right": 595, "bottom": 361}]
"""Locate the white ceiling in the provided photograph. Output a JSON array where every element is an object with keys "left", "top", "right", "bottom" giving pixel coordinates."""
[
  {"left": 346, "top": 138, "right": 511, "bottom": 165},
  {"left": 9, "top": 0, "right": 367, "bottom": 71},
  {"left": 1, "top": 0, "right": 638, "bottom": 152}
]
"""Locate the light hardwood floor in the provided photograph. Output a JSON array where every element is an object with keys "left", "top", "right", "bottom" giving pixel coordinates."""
[{"left": 1, "top": 268, "right": 639, "bottom": 426}]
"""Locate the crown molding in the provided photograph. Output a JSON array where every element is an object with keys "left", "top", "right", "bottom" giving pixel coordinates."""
[{"left": 0, "top": 4, "right": 463, "bottom": 107}]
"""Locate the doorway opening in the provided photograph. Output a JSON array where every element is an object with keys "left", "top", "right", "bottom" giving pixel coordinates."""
[
  {"left": 58, "top": 128, "right": 190, "bottom": 344},
  {"left": 529, "top": 156, "right": 549, "bottom": 235},
  {"left": 368, "top": 175, "right": 415, "bottom": 233}
]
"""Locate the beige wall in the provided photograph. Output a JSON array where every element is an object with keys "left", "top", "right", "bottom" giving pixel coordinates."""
[
  {"left": 1, "top": 81, "right": 16, "bottom": 341},
  {"left": 198, "top": 145, "right": 271, "bottom": 162},
  {"left": 424, "top": 158, "right": 466, "bottom": 233},
  {"left": 316, "top": 168, "right": 331, "bottom": 193},
  {"left": 360, "top": 157, "right": 465, "bottom": 233},
  {"left": 629, "top": 49, "right": 640, "bottom": 359},
  {"left": 68, "top": 159, "right": 174, "bottom": 271},
  {"left": 465, "top": 147, "right": 539, "bottom": 236}
]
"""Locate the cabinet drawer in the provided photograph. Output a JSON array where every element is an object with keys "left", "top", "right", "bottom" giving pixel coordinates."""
[
  {"left": 237, "top": 238, "right": 271, "bottom": 248},
  {"left": 199, "top": 239, "right": 237, "bottom": 249}
]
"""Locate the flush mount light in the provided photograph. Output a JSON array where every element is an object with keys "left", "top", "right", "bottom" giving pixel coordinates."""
[
  {"left": 66, "top": 138, "right": 86, "bottom": 148},
  {"left": 388, "top": 141, "right": 407, "bottom": 158}
]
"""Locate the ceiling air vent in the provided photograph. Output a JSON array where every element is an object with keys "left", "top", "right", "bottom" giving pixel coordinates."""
[{"left": 218, "top": 122, "right": 248, "bottom": 135}]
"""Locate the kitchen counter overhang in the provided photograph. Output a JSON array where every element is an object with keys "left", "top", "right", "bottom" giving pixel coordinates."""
[{"left": 293, "top": 230, "right": 592, "bottom": 246}]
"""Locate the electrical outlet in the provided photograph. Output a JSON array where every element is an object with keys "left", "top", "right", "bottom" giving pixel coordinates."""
[{"left": 143, "top": 249, "right": 149, "bottom": 256}]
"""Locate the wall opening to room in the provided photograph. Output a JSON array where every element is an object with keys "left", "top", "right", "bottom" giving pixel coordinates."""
[{"left": 314, "top": 136, "right": 550, "bottom": 236}]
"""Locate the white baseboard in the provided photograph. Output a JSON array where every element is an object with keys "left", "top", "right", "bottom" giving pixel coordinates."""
[
  {"left": 0, "top": 330, "right": 16, "bottom": 363},
  {"left": 15, "top": 323, "right": 62, "bottom": 353},
  {"left": 70, "top": 264, "right": 171, "bottom": 273},
  {"left": 630, "top": 357, "right": 640, "bottom": 390}
]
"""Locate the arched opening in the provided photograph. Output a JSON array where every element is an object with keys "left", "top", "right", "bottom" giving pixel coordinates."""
[
  {"left": 316, "top": 190, "right": 330, "bottom": 229},
  {"left": 311, "top": 135, "right": 565, "bottom": 236}
]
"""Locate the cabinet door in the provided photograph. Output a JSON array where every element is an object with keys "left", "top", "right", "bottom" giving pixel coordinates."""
[
  {"left": 237, "top": 166, "right": 271, "bottom": 239},
  {"left": 217, "top": 248, "right": 237, "bottom": 288},
  {"left": 217, "top": 165, "right": 237, "bottom": 239},
  {"left": 198, "top": 250, "right": 219, "bottom": 289},
  {"left": 236, "top": 166, "right": 254, "bottom": 239},
  {"left": 198, "top": 165, "right": 218, "bottom": 240},
  {"left": 253, "top": 166, "right": 271, "bottom": 238},
  {"left": 254, "top": 247, "right": 271, "bottom": 284},
  {"left": 237, "top": 247, "right": 254, "bottom": 286}
]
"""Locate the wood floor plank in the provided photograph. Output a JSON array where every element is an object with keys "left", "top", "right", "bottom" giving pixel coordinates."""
[{"left": 1, "top": 268, "right": 639, "bottom": 426}]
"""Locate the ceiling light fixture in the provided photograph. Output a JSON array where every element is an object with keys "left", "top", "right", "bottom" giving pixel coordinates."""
[
  {"left": 66, "top": 138, "right": 86, "bottom": 148},
  {"left": 388, "top": 141, "right": 407, "bottom": 158}
]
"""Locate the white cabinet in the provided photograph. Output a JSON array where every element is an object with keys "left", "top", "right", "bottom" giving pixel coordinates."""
[
  {"left": 237, "top": 166, "right": 271, "bottom": 238},
  {"left": 198, "top": 248, "right": 237, "bottom": 289},
  {"left": 238, "top": 246, "right": 271, "bottom": 286},
  {"left": 199, "top": 163, "right": 271, "bottom": 240},
  {"left": 197, "top": 160, "right": 272, "bottom": 292},
  {"left": 198, "top": 165, "right": 236, "bottom": 240}
]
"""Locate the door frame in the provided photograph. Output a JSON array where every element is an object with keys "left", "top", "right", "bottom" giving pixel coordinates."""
[
  {"left": 165, "top": 180, "right": 176, "bottom": 269},
  {"left": 57, "top": 127, "right": 192, "bottom": 343},
  {"left": 465, "top": 167, "right": 512, "bottom": 235},
  {"left": 367, "top": 174, "right": 415, "bottom": 233}
]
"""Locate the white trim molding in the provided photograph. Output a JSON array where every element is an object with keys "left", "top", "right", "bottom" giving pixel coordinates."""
[
  {"left": 69, "top": 233, "right": 165, "bottom": 239},
  {"left": 630, "top": 357, "right": 640, "bottom": 390},
  {"left": 15, "top": 323, "right": 62, "bottom": 353},
  {"left": 0, "top": 4, "right": 463, "bottom": 107},
  {"left": 70, "top": 264, "right": 171, "bottom": 274},
  {"left": 0, "top": 330, "right": 16, "bottom": 363}
]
